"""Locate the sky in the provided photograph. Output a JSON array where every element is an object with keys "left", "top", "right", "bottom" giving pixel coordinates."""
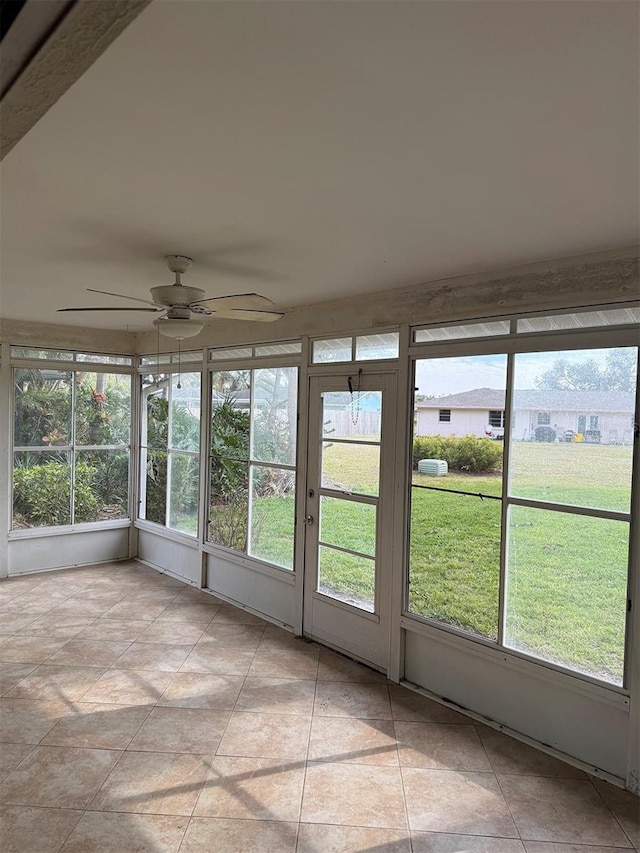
[{"left": 414, "top": 349, "right": 621, "bottom": 397}]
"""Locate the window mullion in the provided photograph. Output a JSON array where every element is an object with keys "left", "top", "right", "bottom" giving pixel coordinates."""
[
  {"left": 70, "top": 372, "right": 77, "bottom": 525},
  {"left": 498, "top": 351, "right": 515, "bottom": 646}
]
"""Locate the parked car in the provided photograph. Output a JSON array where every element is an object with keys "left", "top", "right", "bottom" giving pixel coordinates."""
[{"left": 485, "top": 425, "right": 504, "bottom": 440}]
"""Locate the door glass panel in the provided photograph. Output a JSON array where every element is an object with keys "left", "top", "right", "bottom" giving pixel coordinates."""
[
  {"left": 505, "top": 505, "right": 628, "bottom": 685},
  {"left": 322, "top": 391, "right": 382, "bottom": 441},
  {"left": 320, "top": 496, "right": 377, "bottom": 555},
  {"left": 509, "top": 348, "right": 637, "bottom": 513},
  {"left": 321, "top": 441, "right": 380, "bottom": 496},
  {"left": 318, "top": 545, "right": 375, "bottom": 613}
]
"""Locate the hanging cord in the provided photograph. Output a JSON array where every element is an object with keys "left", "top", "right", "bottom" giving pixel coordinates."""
[
  {"left": 155, "top": 319, "right": 161, "bottom": 384},
  {"left": 348, "top": 367, "right": 363, "bottom": 425},
  {"left": 177, "top": 339, "right": 182, "bottom": 390}
]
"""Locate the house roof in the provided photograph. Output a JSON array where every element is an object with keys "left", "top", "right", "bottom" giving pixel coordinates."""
[{"left": 418, "top": 388, "right": 635, "bottom": 413}]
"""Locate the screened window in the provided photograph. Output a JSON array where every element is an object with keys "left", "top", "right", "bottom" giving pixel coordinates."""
[
  {"left": 13, "top": 367, "right": 131, "bottom": 528},
  {"left": 140, "top": 372, "right": 201, "bottom": 535},
  {"left": 439, "top": 409, "right": 451, "bottom": 423},
  {"left": 208, "top": 365, "right": 298, "bottom": 570}
]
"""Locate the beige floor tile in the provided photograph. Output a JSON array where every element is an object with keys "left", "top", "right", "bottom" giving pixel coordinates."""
[
  {"left": 172, "top": 588, "right": 220, "bottom": 606},
  {"left": 396, "top": 721, "right": 491, "bottom": 771},
  {"left": 67, "top": 588, "right": 127, "bottom": 605},
  {"left": 41, "top": 702, "right": 152, "bottom": 749},
  {"left": 402, "top": 768, "right": 518, "bottom": 836},
  {"left": 156, "top": 603, "right": 220, "bottom": 623},
  {"left": 0, "top": 661, "right": 36, "bottom": 695},
  {"left": 127, "top": 706, "right": 231, "bottom": 753},
  {"left": 6, "top": 664, "right": 105, "bottom": 700},
  {"left": 76, "top": 618, "right": 151, "bottom": 641},
  {"left": 498, "top": 775, "right": 632, "bottom": 846},
  {"left": 158, "top": 672, "right": 245, "bottom": 710},
  {"left": 218, "top": 711, "right": 311, "bottom": 760},
  {"left": 314, "top": 681, "right": 392, "bottom": 719},
  {"left": 210, "top": 606, "right": 267, "bottom": 626},
  {"left": 90, "top": 750, "right": 211, "bottom": 815},
  {"left": 297, "top": 823, "right": 412, "bottom": 852},
  {"left": 593, "top": 780, "right": 640, "bottom": 848},
  {"left": 194, "top": 755, "right": 305, "bottom": 821},
  {"left": 18, "top": 613, "right": 97, "bottom": 639},
  {"left": 181, "top": 817, "right": 297, "bottom": 852},
  {"left": 477, "top": 726, "right": 586, "bottom": 778},
  {"left": 80, "top": 668, "right": 174, "bottom": 705},
  {"left": 523, "top": 842, "right": 635, "bottom": 852},
  {"left": 309, "top": 716, "right": 399, "bottom": 765},
  {"left": 0, "top": 635, "right": 69, "bottom": 663},
  {"left": 236, "top": 677, "right": 317, "bottom": 715},
  {"left": 0, "top": 598, "right": 59, "bottom": 616},
  {"left": 301, "top": 762, "right": 408, "bottom": 828},
  {"left": 0, "top": 614, "right": 40, "bottom": 634},
  {"left": 53, "top": 599, "right": 121, "bottom": 618},
  {"left": 0, "top": 745, "right": 120, "bottom": 808},
  {"left": 0, "top": 805, "right": 83, "bottom": 853},
  {"left": 137, "top": 620, "right": 209, "bottom": 644},
  {"left": 103, "top": 599, "right": 169, "bottom": 620},
  {"left": 412, "top": 832, "right": 526, "bottom": 852},
  {"left": 389, "top": 685, "right": 470, "bottom": 724},
  {"left": 181, "top": 643, "right": 256, "bottom": 675},
  {"left": 112, "top": 641, "right": 193, "bottom": 671},
  {"left": 0, "top": 698, "right": 71, "bottom": 743},
  {"left": 59, "top": 810, "right": 189, "bottom": 853},
  {"left": 249, "top": 647, "right": 320, "bottom": 679},
  {"left": 317, "top": 649, "right": 387, "bottom": 683},
  {"left": 200, "top": 623, "right": 266, "bottom": 646},
  {"left": 0, "top": 744, "right": 35, "bottom": 780},
  {"left": 46, "top": 639, "right": 132, "bottom": 667}
]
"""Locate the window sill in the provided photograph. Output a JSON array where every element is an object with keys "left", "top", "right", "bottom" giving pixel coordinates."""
[
  {"left": 134, "top": 519, "right": 199, "bottom": 548},
  {"left": 8, "top": 519, "right": 131, "bottom": 540}
]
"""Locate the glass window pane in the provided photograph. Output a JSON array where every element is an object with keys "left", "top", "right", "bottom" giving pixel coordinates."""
[
  {"left": 505, "top": 506, "right": 628, "bottom": 685},
  {"left": 170, "top": 373, "right": 201, "bottom": 452},
  {"left": 208, "top": 459, "right": 249, "bottom": 551},
  {"left": 318, "top": 546, "right": 375, "bottom": 612},
  {"left": 14, "top": 368, "right": 72, "bottom": 447},
  {"left": 321, "top": 441, "right": 380, "bottom": 496},
  {"left": 408, "top": 489, "right": 501, "bottom": 640},
  {"left": 75, "top": 450, "right": 129, "bottom": 522},
  {"left": 144, "top": 449, "right": 167, "bottom": 525},
  {"left": 209, "top": 347, "right": 253, "bottom": 361},
  {"left": 13, "top": 451, "right": 71, "bottom": 528},
  {"left": 510, "top": 348, "right": 637, "bottom": 512},
  {"left": 313, "top": 337, "right": 352, "bottom": 363},
  {"left": 320, "top": 496, "right": 376, "bottom": 556},
  {"left": 355, "top": 332, "right": 399, "bottom": 361},
  {"left": 249, "top": 466, "right": 296, "bottom": 569},
  {"left": 168, "top": 453, "right": 199, "bottom": 535},
  {"left": 74, "top": 353, "right": 132, "bottom": 365},
  {"left": 11, "top": 347, "right": 74, "bottom": 360},
  {"left": 211, "top": 371, "right": 250, "bottom": 462},
  {"left": 75, "top": 373, "right": 131, "bottom": 446},
  {"left": 413, "top": 355, "right": 507, "bottom": 494},
  {"left": 143, "top": 375, "right": 169, "bottom": 450},
  {"left": 321, "top": 390, "right": 382, "bottom": 441},
  {"left": 254, "top": 342, "right": 302, "bottom": 356},
  {"left": 414, "top": 320, "right": 510, "bottom": 343},
  {"left": 517, "top": 306, "right": 640, "bottom": 333},
  {"left": 252, "top": 367, "right": 298, "bottom": 465}
]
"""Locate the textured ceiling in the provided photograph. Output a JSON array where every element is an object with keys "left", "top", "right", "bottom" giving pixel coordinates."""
[{"left": 0, "top": 0, "right": 637, "bottom": 331}]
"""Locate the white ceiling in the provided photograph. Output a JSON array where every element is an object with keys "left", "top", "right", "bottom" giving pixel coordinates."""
[{"left": 1, "top": 0, "right": 637, "bottom": 332}]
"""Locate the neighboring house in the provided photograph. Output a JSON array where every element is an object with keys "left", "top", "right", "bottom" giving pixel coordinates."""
[{"left": 416, "top": 388, "right": 635, "bottom": 444}]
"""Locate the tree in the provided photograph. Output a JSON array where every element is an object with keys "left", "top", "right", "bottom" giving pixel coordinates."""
[{"left": 535, "top": 348, "right": 636, "bottom": 393}]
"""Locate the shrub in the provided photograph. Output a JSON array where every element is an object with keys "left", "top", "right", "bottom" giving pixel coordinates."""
[
  {"left": 413, "top": 434, "right": 503, "bottom": 473},
  {"left": 13, "top": 459, "right": 100, "bottom": 526}
]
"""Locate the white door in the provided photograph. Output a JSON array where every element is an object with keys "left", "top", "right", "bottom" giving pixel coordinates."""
[{"left": 303, "top": 372, "right": 396, "bottom": 671}]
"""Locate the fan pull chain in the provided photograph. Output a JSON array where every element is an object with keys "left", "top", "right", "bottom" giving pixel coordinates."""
[
  {"left": 177, "top": 340, "right": 182, "bottom": 390},
  {"left": 348, "top": 368, "right": 363, "bottom": 426}
]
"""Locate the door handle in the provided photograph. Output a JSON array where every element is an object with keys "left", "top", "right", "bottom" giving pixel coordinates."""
[{"left": 304, "top": 515, "right": 314, "bottom": 525}]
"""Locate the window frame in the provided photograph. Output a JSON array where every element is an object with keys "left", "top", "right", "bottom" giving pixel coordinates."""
[
  {"left": 438, "top": 409, "right": 451, "bottom": 423},
  {"left": 407, "top": 313, "right": 639, "bottom": 694}
]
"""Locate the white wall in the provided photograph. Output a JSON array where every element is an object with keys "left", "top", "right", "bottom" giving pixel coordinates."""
[{"left": 417, "top": 407, "right": 489, "bottom": 438}]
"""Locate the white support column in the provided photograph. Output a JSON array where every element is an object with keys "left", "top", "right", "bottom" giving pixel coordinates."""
[
  {"left": 0, "top": 341, "right": 12, "bottom": 576},
  {"left": 625, "top": 351, "right": 640, "bottom": 794}
]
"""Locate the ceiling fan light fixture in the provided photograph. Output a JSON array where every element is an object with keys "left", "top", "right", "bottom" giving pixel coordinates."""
[{"left": 154, "top": 318, "right": 204, "bottom": 340}]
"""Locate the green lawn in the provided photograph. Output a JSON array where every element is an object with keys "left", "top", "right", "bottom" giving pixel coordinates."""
[{"left": 252, "top": 440, "right": 631, "bottom": 685}]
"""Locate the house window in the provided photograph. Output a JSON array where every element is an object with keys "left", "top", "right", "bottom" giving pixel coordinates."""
[
  {"left": 13, "top": 366, "right": 131, "bottom": 528},
  {"left": 140, "top": 372, "right": 201, "bottom": 535},
  {"left": 589, "top": 415, "right": 599, "bottom": 430},
  {"left": 439, "top": 409, "right": 451, "bottom": 423},
  {"left": 537, "top": 411, "right": 551, "bottom": 425},
  {"left": 488, "top": 410, "right": 505, "bottom": 428},
  {"left": 208, "top": 365, "right": 298, "bottom": 570}
]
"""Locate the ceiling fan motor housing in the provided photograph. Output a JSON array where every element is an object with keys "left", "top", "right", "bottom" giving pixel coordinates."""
[{"left": 150, "top": 284, "right": 206, "bottom": 306}]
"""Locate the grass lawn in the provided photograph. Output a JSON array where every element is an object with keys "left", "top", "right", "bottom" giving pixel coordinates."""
[{"left": 252, "top": 439, "right": 631, "bottom": 685}]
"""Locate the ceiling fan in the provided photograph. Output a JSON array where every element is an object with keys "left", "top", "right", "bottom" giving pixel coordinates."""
[{"left": 58, "top": 255, "right": 284, "bottom": 339}]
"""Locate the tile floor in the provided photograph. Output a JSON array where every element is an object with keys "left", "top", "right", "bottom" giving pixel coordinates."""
[{"left": 0, "top": 560, "right": 638, "bottom": 852}]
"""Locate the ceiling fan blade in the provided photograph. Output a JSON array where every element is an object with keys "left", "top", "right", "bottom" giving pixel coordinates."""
[
  {"left": 190, "top": 293, "right": 275, "bottom": 311},
  {"left": 205, "top": 308, "right": 285, "bottom": 323},
  {"left": 57, "top": 307, "right": 161, "bottom": 313},
  {"left": 87, "top": 288, "right": 159, "bottom": 307}
]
